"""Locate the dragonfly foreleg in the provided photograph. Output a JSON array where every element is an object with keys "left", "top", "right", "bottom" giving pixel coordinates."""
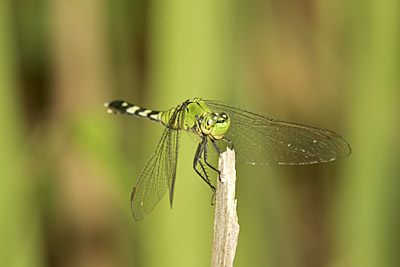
[
  {"left": 210, "top": 139, "right": 221, "bottom": 155},
  {"left": 193, "top": 140, "right": 216, "bottom": 192},
  {"left": 204, "top": 138, "right": 220, "bottom": 173},
  {"left": 222, "top": 137, "right": 234, "bottom": 150}
]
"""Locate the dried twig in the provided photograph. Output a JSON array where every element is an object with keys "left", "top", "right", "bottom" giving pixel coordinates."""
[{"left": 211, "top": 148, "right": 239, "bottom": 267}]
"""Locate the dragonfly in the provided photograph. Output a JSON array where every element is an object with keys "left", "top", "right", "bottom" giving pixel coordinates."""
[{"left": 105, "top": 97, "right": 351, "bottom": 221}]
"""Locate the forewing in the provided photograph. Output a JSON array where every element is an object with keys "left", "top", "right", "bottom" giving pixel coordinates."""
[
  {"left": 131, "top": 110, "right": 182, "bottom": 221},
  {"left": 204, "top": 100, "right": 351, "bottom": 165}
]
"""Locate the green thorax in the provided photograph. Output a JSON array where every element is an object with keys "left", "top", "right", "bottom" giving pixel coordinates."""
[{"left": 161, "top": 98, "right": 230, "bottom": 140}]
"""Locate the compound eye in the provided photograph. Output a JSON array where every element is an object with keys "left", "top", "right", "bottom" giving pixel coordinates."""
[
  {"left": 204, "top": 113, "right": 217, "bottom": 126},
  {"left": 216, "top": 113, "right": 228, "bottom": 123}
]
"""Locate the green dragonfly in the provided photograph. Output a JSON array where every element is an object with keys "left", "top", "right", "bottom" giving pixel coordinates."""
[{"left": 105, "top": 97, "right": 351, "bottom": 221}]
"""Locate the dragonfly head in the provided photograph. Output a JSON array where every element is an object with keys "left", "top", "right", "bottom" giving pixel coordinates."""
[{"left": 200, "top": 112, "right": 230, "bottom": 140}]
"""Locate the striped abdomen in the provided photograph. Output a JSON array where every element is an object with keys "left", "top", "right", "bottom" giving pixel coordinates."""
[{"left": 105, "top": 100, "right": 179, "bottom": 127}]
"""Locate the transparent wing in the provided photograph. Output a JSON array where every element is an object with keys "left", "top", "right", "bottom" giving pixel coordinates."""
[
  {"left": 204, "top": 100, "right": 351, "bottom": 165},
  {"left": 131, "top": 110, "right": 183, "bottom": 221}
]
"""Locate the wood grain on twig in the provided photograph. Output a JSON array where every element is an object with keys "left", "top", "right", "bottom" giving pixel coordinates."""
[{"left": 211, "top": 148, "right": 239, "bottom": 267}]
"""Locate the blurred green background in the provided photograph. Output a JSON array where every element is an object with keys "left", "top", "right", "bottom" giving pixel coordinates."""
[{"left": 1, "top": 0, "right": 399, "bottom": 267}]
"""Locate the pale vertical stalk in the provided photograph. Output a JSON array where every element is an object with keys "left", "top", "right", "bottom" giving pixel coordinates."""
[
  {"left": 0, "top": 2, "right": 42, "bottom": 266},
  {"left": 211, "top": 148, "right": 240, "bottom": 267},
  {"left": 49, "top": 1, "right": 113, "bottom": 266}
]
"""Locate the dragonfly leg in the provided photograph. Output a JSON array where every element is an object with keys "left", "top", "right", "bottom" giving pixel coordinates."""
[
  {"left": 193, "top": 140, "right": 216, "bottom": 191},
  {"left": 204, "top": 138, "right": 220, "bottom": 173},
  {"left": 210, "top": 190, "right": 216, "bottom": 206},
  {"left": 210, "top": 139, "right": 221, "bottom": 155},
  {"left": 205, "top": 138, "right": 225, "bottom": 184},
  {"left": 222, "top": 137, "right": 234, "bottom": 150}
]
